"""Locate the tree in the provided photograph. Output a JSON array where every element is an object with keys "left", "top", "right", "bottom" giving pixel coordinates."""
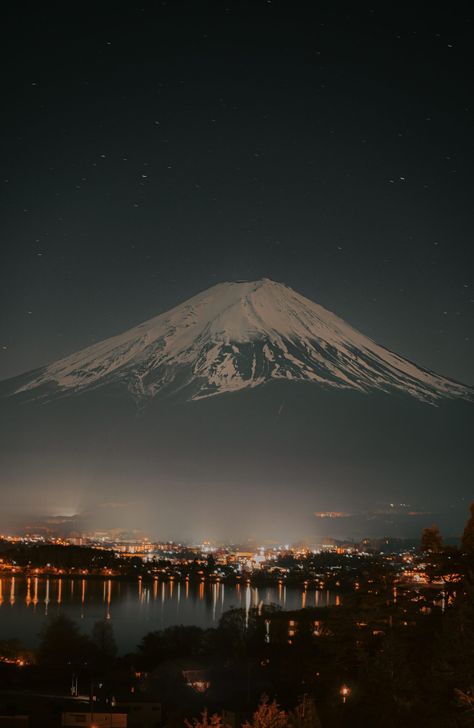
[
  {"left": 38, "top": 615, "right": 91, "bottom": 667},
  {"left": 217, "top": 608, "right": 251, "bottom": 658},
  {"left": 185, "top": 709, "right": 230, "bottom": 728},
  {"left": 137, "top": 625, "right": 204, "bottom": 669},
  {"left": 461, "top": 503, "right": 474, "bottom": 556},
  {"left": 91, "top": 619, "right": 117, "bottom": 662},
  {"left": 242, "top": 695, "right": 290, "bottom": 728},
  {"left": 289, "top": 696, "right": 322, "bottom": 728},
  {"left": 206, "top": 553, "right": 217, "bottom": 574},
  {"left": 421, "top": 525, "right": 443, "bottom": 553}
]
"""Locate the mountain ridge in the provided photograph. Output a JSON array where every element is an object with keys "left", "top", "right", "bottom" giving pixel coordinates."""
[{"left": 3, "top": 278, "right": 472, "bottom": 405}]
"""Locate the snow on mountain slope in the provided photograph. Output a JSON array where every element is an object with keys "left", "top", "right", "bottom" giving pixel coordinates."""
[{"left": 9, "top": 279, "right": 473, "bottom": 404}]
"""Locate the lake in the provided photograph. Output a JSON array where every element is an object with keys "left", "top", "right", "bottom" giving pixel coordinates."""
[{"left": 0, "top": 576, "right": 338, "bottom": 653}]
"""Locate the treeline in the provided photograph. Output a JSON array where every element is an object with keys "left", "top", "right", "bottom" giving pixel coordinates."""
[
  {"left": 2, "top": 544, "right": 126, "bottom": 569},
  {"left": 186, "top": 696, "right": 322, "bottom": 728}
]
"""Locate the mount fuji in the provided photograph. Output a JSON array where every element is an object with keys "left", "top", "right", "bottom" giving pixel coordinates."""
[
  {"left": 4, "top": 278, "right": 472, "bottom": 405},
  {"left": 1, "top": 279, "right": 473, "bottom": 540}
]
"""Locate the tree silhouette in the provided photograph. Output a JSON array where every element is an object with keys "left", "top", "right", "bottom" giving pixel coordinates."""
[
  {"left": 242, "top": 695, "right": 289, "bottom": 728},
  {"left": 421, "top": 525, "right": 443, "bottom": 553},
  {"left": 38, "top": 614, "right": 91, "bottom": 667},
  {"left": 91, "top": 619, "right": 117, "bottom": 662},
  {"left": 138, "top": 625, "right": 204, "bottom": 669},
  {"left": 289, "top": 695, "right": 322, "bottom": 728},
  {"left": 461, "top": 503, "right": 474, "bottom": 556},
  {"left": 185, "top": 709, "right": 230, "bottom": 728}
]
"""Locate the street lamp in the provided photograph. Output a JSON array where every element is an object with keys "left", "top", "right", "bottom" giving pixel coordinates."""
[{"left": 340, "top": 684, "right": 351, "bottom": 704}]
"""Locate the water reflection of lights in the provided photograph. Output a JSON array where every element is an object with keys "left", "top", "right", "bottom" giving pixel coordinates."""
[
  {"left": 0, "top": 577, "right": 340, "bottom": 642},
  {"left": 106, "top": 579, "right": 112, "bottom": 619},
  {"left": 245, "top": 584, "right": 251, "bottom": 626},
  {"left": 212, "top": 582, "right": 218, "bottom": 622},
  {"left": 244, "top": 585, "right": 261, "bottom": 626},
  {"left": 81, "top": 579, "right": 86, "bottom": 618},
  {"left": 44, "top": 579, "right": 49, "bottom": 615}
]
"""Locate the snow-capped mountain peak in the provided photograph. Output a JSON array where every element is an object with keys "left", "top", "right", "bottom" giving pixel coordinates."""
[{"left": 8, "top": 279, "right": 473, "bottom": 404}]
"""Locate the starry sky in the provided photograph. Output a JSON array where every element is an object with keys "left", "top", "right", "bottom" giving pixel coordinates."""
[{"left": 1, "top": 1, "right": 473, "bottom": 386}]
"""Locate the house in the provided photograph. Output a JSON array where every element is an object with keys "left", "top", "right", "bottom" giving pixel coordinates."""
[
  {"left": 115, "top": 698, "right": 162, "bottom": 728},
  {"left": 61, "top": 712, "right": 127, "bottom": 727},
  {"left": 182, "top": 669, "right": 211, "bottom": 694}
]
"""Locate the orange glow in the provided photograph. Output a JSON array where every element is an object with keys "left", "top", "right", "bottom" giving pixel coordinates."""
[
  {"left": 44, "top": 579, "right": 50, "bottom": 615},
  {"left": 340, "top": 685, "right": 351, "bottom": 703}
]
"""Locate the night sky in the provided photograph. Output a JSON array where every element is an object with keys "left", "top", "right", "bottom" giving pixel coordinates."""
[
  {"left": 1, "top": 2, "right": 473, "bottom": 385},
  {"left": 0, "top": 3, "right": 473, "bottom": 542}
]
